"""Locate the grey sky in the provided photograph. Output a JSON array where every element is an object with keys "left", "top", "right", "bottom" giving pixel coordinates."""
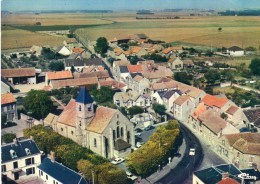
[{"left": 2, "top": 0, "right": 260, "bottom": 11}]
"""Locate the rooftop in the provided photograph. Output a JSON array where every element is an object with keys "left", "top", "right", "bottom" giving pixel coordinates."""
[
  {"left": 38, "top": 157, "right": 88, "bottom": 184},
  {"left": 46, "top": 71, "right": 73, "bottom": 80},
  {"left": 65, "top": 58, "right": 103, "bottom": 67},
  {"left": 2, "top": 138, "right": 41, "bottom": 163},
  {"left": 127, "top": 65, "right": 143, "bottom": 73},
  {"left": 174, "top": 95, "right": 190, "bottom": 106},
  {"left": 76, "top": 87, "right": 93, "bottom": 104},
  {"left": 1, "top": 68, "right": 36, "bottom": 78},
  {"left": 1, "top": 93, "right": 16, "bottom": 105},
  {"left": 201, "top": 94, "right": 229, "bottom": 108},
  {"left": 226, "top": 106, "right": 239, "bottom": 115},
  {"left": 51, "top": 77, "right": 98, "bottom": 89},
  {"left": 114, "top": 139, "right": 131, "bottom": 151}
]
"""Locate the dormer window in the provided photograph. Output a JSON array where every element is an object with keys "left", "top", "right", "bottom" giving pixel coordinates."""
[
  {"left": 25, "top": 148, "right": 31, "bottom": 155},
  {"left": 10, "top": 150, "right": 17, "bottom": 159},
  {"left": 88, "top": 104, "right": 92, "bottom": 111}
]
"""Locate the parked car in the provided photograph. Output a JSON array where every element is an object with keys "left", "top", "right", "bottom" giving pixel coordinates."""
[
  {"left": 135, "top": 132, "right": 142, "bottom": 137},
  {"left": 173, "top": 152, "right": 181, "bottom": 158},
  {"left": 111, "top": 158, "right": 125, "bottom": 165},
  {"left": 135, "top": 128, "right": 143, "bottom": 133},
  {"left": 126, "top": 171, "right": 138, "bottom": 181},
  {"left": 189, "top": 148, "right": 195, "bottom": 156},
  {"left": 144, "top": 125, "right": 155, "bottom": 131},
  {"left": 136, "top": 141, "right": 144, "bottom": 148}
]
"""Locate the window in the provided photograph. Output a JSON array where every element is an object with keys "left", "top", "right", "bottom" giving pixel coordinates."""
[
  {"left": 41, "top": 171, "right": 43, "bottom": 176},
  {"left": 222, "top": 140, "right": 225, "bottom": 146},
  {"left": 79, "top": 105, "right": 81, "bottom": 111},
  {"left": 93, "top": 138, "right": 97, "bottom": 147},
  {"left": 10, "top": 150, "right": 17, "bottom": 159},
  {"left": 25, "top": 158, "right": 35, "bottom": 166},
  {"left": 46, "top": 174, "right": 48, "bottom": 180},
  {"left": 13, "top": 161, "right": 18, "bottom": 169},
  {"left": 71, "top": 131, "right": 74, "bottom": 135},
  {"left": 117, "top": 114, "right": 119, "bottom": 119},
  {"left": 61, "top": 128, "right": 63, "bottom": 131},
  {"left": 117, "top": 126, "right": 120, "bottom": 138},
  {"left": 88, "top": 105, "right": 91, "bottom": 111},
  {"left": 1, "top": 165, "right": 6, "bottom": 172},
  {"left": 113, "top": 130, "right": 116, "bottom": 139},
  {"left": 26, "top": 167, "right": 35, "bottom": 175},
  {"left": 237, "top": 152, "right": 240, "bottom": 158},
  {"left": 25, "top": 148, "right": 31, "bottom": 155},
  {"left": 53, "top": 180, "right": 56, "bottom": 184},
  {"left": 250, "top": 156, "right": 254, "bottom": 162},
  {"left": 121, "top": 127, "right": 124, "bottom": 137}
]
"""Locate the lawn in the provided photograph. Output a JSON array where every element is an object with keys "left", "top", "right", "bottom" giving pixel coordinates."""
[
  {"left": 1, "top": 28, "right": 75, "bottom": 50},
  {"left": 76, "top": 14, "right": 260, "bottom": 48}
]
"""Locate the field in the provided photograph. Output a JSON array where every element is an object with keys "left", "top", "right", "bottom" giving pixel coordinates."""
[
  {"left": 1, "top": 27, "right": 75, "bottom": 50},
  {"left": 2, "top": 12, "right": 260, "bottom": 50}
]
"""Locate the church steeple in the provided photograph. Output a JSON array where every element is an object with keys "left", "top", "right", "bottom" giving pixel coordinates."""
[{"left": 76, "top": 87, "right": 94, "bottom": 104}]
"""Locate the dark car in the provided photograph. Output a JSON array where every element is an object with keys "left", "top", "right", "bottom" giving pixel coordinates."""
[
  {"left": 173, "top": 153, "right": 181, "bottom": 158},
  {"left": 135, "top": 128, "right": 143, "bottom": 133},
  {"left": 144, "top": 125, "right": 155, "bottom": 131}
]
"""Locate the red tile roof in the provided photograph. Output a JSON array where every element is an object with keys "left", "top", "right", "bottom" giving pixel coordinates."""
[
  {"left": 217, "top": 177, "right": 239, "bottom": 184},
  {"left": 51, "top": 77, "right": 98, "bottom": 89},
  {"left": 201, "top": 94, "right": 229, "bottom": 108},
  {"left": 1, "top": 93, "right": 16, "bottom": 105},
  {"left": 127, "top": 65, "right": 143, "bottom": 73},
  {"left": 86, "top": 106, "right": 117, "bottom": 134},
  {"left": 46, "top": 71, "right": 73, "bottom": 80},
  {"left": 72, "top": 47, "right": 85, "bottom": 54},
  {"left": 1, "top": 68, "right": 35, "bottom": 78},
  {"left": 56, "top": 99, "right": 76, "bottom": 127},
  {"left": 192, "top": 103, "right": 207, "bottom": 119},
  {"left": 174, "top": 95, "right": 190, "bottom": 106},
  {"left": 226, "top": 106, "right": 239, "bottom": 115}
]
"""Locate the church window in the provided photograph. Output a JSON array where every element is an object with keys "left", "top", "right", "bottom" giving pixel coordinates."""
[
  {"left": 113, "top": 130, "right": 116, "bottom": 139},
  {"left": 94, "top": 138, "right": 97, "bottom": 147},
  {"left": 79, "top": 105, "right": 81, "bottom": 111},
  {"left": 61, "top": 128, "right": 63, "bottom": 131},
  {"left": 117, "top": 126, "right": 120, "bottom": 138},
  {"left": 88, "top": 104, "right": 91, "bottom": 111},
  {"left": 121, "top": 127, "right": 124, "bottom": 137},
  {"left": 71, "top": 131, "right": 74, "bottom": 135}
]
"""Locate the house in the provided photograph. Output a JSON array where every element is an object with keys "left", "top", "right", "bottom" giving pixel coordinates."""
[
  {"left": 45, "top": 71, "right": 73, "bottom": 86},
  {"left": 188, "top": 109, "right": 239, "bottom": 146},
  {"left": 151, "top": 80, "right": 205, "bottom": 105},
  {"left": 151, "top": 89, "right": 182, "bottom": 112},
  {"left": 37, "top": 152, "right": 88, "bottom": 184},
  {"left": 201, "top": 94, "right": 233, "bottom": 113},
  {"left": 45, "top": 87, "right": 135, "bottom": 159},
  {"left": 49, "top": 77, "right": 98, "bottom": 90},
  {"left": 225, "top": 105, "right": 249, "bottom": 128},
  {"left": 1, "top": 93, "right": 18, "bottom": 122},
  {"left": 227, "top": 46, "right": 245, "bottom": 57},
  {"left": 217, "top": 133, "right": 260, "bottom": 170},
  {"left": 130, "top": 113, "right": 157, "bottom": 128},
  {"left": 56, "top": 46, "right": 71, "bottom": 56},
  {"left": 98, "top": 79, "right": 127, "bottom": 91},
  {"left": 1, "top": 68, "right": 36, "bottom": 85},
  {"left": 127, "top": 65, "right": 143, "bottom": 73},
  {"left": 108, "top": 48, "right": 127, "bottom": 60},
  {"left": 113, "top": 90, "right": 151, "bottom": 109},
  {"left": 125, "top": 73, "right": 150, "bottom": 93},
  {"left": 243, "top": 107, "right": 260, "bottom": 131},
  {"left": 173, "top": 95, "right": 195, "bottom": 121},
  {"left": 141, "top": 64, "right": 173, "bottom": 82},
  {"left": 182, "top": 59, "right": 194, "bottom": 68},
  {"left": 168, "top": 57, "right": 183, "bottom": 70},
  {"left": 72, "top": 47, "right": 85, "bottom": 54},
  {"left": 193, "top": 164, "right": 257, "bottom": 184},
  {"left": 1, "top": 138, "right": 41, "bottom": 181},
  {"left": 112, "top": 60, "right": 130, "bottom": 72},
  {"left": 1, "top": 76, "right": 13, "bottom": 94},
  {"left": 118, "top": 66, "right": 130, "bottom": 82},
  {"left": 64, "top": 58, "right": 104, "bottom": 72},
  {"left": 78, "top": 70, "right": 110, "bottom": 81}
]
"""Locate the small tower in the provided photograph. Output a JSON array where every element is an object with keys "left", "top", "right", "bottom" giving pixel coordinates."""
[{"left": 75, "top": 87, "right": 94, "bottom": 140}]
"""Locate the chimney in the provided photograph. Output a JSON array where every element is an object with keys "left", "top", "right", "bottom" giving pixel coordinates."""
[
  {"left": 50, "top": 151, "right": 55, "bottom": 162},
  {"left": 221, "top": 172, "right": 229, "bottom": 179}
]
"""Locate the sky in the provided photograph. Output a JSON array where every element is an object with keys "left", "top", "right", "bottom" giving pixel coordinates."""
[{"left": 2, "top": 0, "right": 260, "bottom": 11}]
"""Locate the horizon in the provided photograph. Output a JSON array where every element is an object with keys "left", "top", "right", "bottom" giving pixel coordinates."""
[{"left": 2, "top": 0, "right": 260, "bottom": 12}]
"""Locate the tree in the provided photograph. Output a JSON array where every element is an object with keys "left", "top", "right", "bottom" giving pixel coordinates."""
[
  {"left": 218, "top": 27, "right": 222, "bottom": 31},
  {"left": 204, "top": 69, "right": 220, "bottom": 84},
  {"left": 77, "top": 159, "right": 95, "bottom": 182},
  {"left": 2, "top": 133, "right": 16, "bottom": 143},
  {"left": 48, "top": 61, "right": 65, "bottom": 71},
  {"left": 152, "top": 103, "right": 166, "bottom": 117},
  {"left": 174, "top": 72, "right": 193, "bottom": 85},
  {"left": 221, "top": 112, "right": 228, "bottom": 120},
  {"left": 119, "top": 107, "right": 128, "bottom": 116},
  {"left": 249, "top": 58, "right": 260, "bottom": 76},
  {"left": 144, "top": 53, "right": 167, "bottom": 62},
  {"left": 70, "top": 65, "right": 75, "bottom": 73},
  {"left": 127, "top": 55, "right": 140, "bottom": 65},
  {"left": 35, "top": 22, "right": 41, "bottom": 25},
  {"left": 128, "top": 106, "right": 144, "bottom": 116},
  {"left": 245, "top": 46, "right": 257, "bottom": 52},
  {"left": 23, "top": 90, "right": 54, "bottom": 120},
  {"left": 91, "top": 87, "right": 115, "bottom": 103},
  {"left": 94, "top": 37, "right": 109, "bottom": 55}
]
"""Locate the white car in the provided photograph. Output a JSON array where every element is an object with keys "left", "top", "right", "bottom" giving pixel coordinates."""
[
  {"left": 136, "top": 142, "right": 144, "bottom": 148},
  {"left": 126, "top": 171, "right": 138, "bottom": 181},
  {"left": 189, "top": 148, "right": 195, "bottom": 156},
  {"left": 111, "top": 158, "right": 125, "bottom": 165},
  {"left": 135, "top": 132, "right": 142, "bottom": 136}
]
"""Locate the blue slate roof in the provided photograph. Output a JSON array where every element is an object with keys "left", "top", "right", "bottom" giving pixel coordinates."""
[
  {"left": 194, "top": 164, "right": 242, "bottom": 184},
  {"left": 119, "top": 66, "right": 129, "bottom": 73},
  {"left": 38, "top": 158, "right": 88, "bottom": 184},
  {"left": 1, "top": 138, "right": 41, "bottom": 163},
  {"left": 163, "top": 89, "right": 182, "bottom": 100},
  {"left": 76, "top": 87, "right": 93, "bottom": 104}
]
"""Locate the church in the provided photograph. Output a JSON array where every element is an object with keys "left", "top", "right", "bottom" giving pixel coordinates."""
[{"left": 44, "top": 87, "right": 135, "bottom": 159}]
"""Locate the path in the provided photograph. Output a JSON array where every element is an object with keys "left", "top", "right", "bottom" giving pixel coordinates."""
[{"left": 232, "top": 84, "right": 260, "bottom": 94}]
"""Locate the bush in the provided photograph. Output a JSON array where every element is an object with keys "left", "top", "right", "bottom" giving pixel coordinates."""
[
  {"left": 2, "top": 133, "right": 16, "bottom": 143},
  {"left": 126, "top": 120, "right": 181, "bottom": 177}
]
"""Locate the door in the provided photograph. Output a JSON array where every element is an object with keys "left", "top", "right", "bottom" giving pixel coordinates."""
[{"left": 14, "top": 172, "right": 19, "bottom": 180}]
